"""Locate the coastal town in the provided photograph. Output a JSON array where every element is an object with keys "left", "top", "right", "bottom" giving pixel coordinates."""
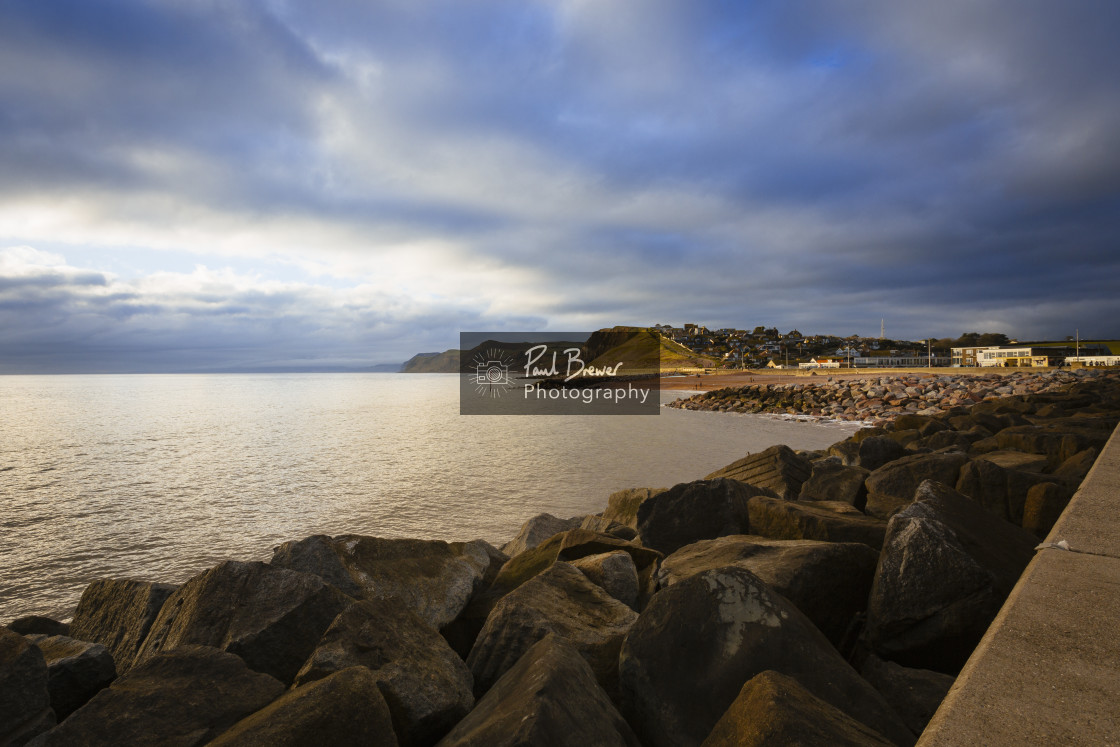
[{"left": 650, "top": 323, "right": 1120, "bottom": 369}]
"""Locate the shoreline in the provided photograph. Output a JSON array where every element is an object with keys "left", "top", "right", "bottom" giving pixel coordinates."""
[{"left": 4, "top": 370, "right": 1119, "bottom": 744}]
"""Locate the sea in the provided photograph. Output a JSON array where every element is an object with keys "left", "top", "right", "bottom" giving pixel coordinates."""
[{"left": 0, "top": 374, "right": 858, "bottom": 621}]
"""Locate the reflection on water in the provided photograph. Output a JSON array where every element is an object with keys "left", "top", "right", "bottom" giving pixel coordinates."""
[{"left": 0, "top": 373, "right": 857, "bottom": 619}]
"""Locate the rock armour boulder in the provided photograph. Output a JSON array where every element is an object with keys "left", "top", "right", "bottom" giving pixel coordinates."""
[
  {"left": 704, "top": 444, "right": 811, "bottom": 500},
  {"left": 746, "top": 496, "right": 887, "bottom": 550},
  {"left": 294, "top": 600, "right": 472, "bottom": 747},
  {"left": 439, "top": 635, "right": 640, "bottom": 747},
  {"left": 270, "top": 535, "right": 491, "bottom": 631},
  {"left": 618, "top": 566, "right": 913, "bottom": 747},
  {"left": 655, "top": 536, "right": 879, "bottom": 647},
  {"left": 700, "top": 670, "right": 897, "bottom": 747},
  {"left": 30, "top": 646, "right": 283, "bottom": 746},
  {"left": 210, "top": 666, "right": 399, "bottom": 746},
  {"left": 0, "top": 626, "right": 55, "bottom": 746},
  {"left": 68, "top": 578, "right": 177, "bottom": 673},
  {"left": 24, "top": 634, "right": 116, "bottom": 721},
  {"left": 635, "top": 478, "right": 766, "bottom": 555},
  {"left": 865, "top": 480, "right": 1037, "bottom": 673},
  {"left": 468, "top": 561, "right": 638, "bottom": 700},
  {"left": 134, "top": 560, "right": 353, "bottom": 686},
  {"left": 500, "top": 513, "right": 583, "bottom": 557}
]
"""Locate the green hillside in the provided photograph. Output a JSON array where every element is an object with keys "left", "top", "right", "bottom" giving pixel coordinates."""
[
  {"left": 400, "top": 350, "right": 460, "bottom": 373},
  {"left": 586, "top": 326, "right": 718, "bottom": 372}
]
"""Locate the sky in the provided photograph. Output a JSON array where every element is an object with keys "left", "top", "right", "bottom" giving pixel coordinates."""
[{"left": 1, "top": 1, "right": 1118, "bottom": 372}]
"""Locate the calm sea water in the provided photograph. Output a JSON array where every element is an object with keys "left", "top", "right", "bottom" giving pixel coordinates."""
[{"left": 0, "top": 374, "right": 857, "bottom": 621}]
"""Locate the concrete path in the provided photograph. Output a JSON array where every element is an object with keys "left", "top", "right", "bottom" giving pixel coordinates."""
[{"left": 919, "top": 424, "right": 1120, "bottom": 745}]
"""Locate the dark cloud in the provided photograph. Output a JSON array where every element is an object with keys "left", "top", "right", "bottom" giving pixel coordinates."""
[{"left": 0, "top": 1, "right": 1118, "bottom": 371}]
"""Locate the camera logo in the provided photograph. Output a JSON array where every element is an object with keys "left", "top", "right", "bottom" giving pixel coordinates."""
[{"left": 472, "top": 349, "right": 516, "bottom": 397}]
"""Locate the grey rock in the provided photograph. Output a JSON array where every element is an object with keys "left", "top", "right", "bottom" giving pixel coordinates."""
[
  {"left": 210, "top": 666, "right": 398, "bottom": 746},
  {"left": 861, "top": 654, "right": 954, "bottom": 737},
  {"left": 438, "top": 635, "right": 639, "bottom": 747},
  {"left": 270, "top": 535, "right": 490, "bottom": 630},
  {"left": 864, "top": 452, "right": 970, "bottom": 519},
  {"left": 656, "top": 535, "right": 879, "bottom": 647},
  {"left": 68, "top": 578, "right": 177, "bottom": 673},
  {"left": 747, "top": 496, "right": 887, "bottom": 550},
  {"left": 468, "top": 561, "right": 638, "bottom": 700},
  {"left": 134, "top": 560, "right": 353, "bottom": 686},
  {"left": 24, "top": 634, "right": 116, "bottom": 721},
  {"left": 0, "top": 627, "right": 55, "bottom": 746},
  {"left": 579, "top": 515, "right": 638, "bottom": 541},
  {"left": 440, "top": 540, "right": 509, "bottom": 660},
  {"left": 602, "top": 487, "right": 666, "bottom": 529},
  {"left": 30, "top": 646, "right": 283, "bottom": 746},
  {"left": 5, "top": 618, "right": 68, "bottom": 638},
  {"left": 294, "top": 600, "right": 473, "bottom": 747},
  {"left": 571, "top": 551, "right": 640, "bottom": 610},
  {"left": 705, "top": 444, "right": 812, "bottom": 500},
  {"left": 700, "top": 670, "right": 896, "bottom": 747},
  {"left": 1052, "top": 447, "right": 1099, "bottom": 482},
  {"left": 798, "top": 461, "right": 869, "bottom": 509},
  {"left": 955, "top": 458, "right": 1057, "bottom": 525},
  {"left": 1022, "top": 482, "right": 1073, "bottom": 538},
  {"left": 857, "top": 436, "right": 908, "bottom": 471},
  {"left": 618, "top": 567, "right": 913, "bottom": 747},
  {"left": 636, "top": 478, "right": 767, "bottom": 555},
  {"left": 865, "top": 480, "right": 1037, "bottom": 673},
  {"left": 501, "top": 513, "right": 583, "bottom": 557}
]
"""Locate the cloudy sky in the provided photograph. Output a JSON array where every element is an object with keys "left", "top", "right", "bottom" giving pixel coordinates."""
[{"left": 2, "top": 1, "right": 1118, "bottom": 372}]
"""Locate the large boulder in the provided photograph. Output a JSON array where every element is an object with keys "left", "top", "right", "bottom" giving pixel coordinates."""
[
  {"left": 68, "top": 578, "right": 177, "bottom": 673},
  {"left": 704, "top": 444, "right": 812, "bottom": 500},
  {"left": 798, "top": 461, "right": 869, "bottom": 509},
  {"left": 955, "top": 457, "right": 1061, "bottom": 525},
  {"left": 973, "top": 450, "right": 1048, "bottom": 472},
  {"left": 438, "top": 635, "right": 640, "bottom": 747},
  {"left": 655, "top": 536, "right": 879, "bottom": 647},
  {"left": 995, "top": 422, "right": 1112, "bottom": 468},
  {"left": 864, "top": 453, "right": 969, "bottom": 519},
  {"left": 468, "top": 562, "right": 638, "bottom": 700},
  {"left": 501, "top": 513, "right": 583, "bottom": 557},
  {"left": 570, "top": 551, "right": 641, "bottom": 610},
  {"left": 602, "top": 488, "right": 666, "bottom": 529},
  {"left": 134, "top": 560, "right": 353, "bottom": 685},
  {"left": 1022, "top": 482, "right": 1073, "bottom": 538},
  {"left": 865, "top": 480, "right": 1037, "bottom": 673},
  {"left": 618, "top": 567, "right": 913, "bottom": 747},
  {"left": 636, "top": 478, "right": 767, "bottom": 555},
  {"left": 0, "top": 627, "right": 55, "bottom": 746},
  {"left": 1051, "top": 447, "right": 1099, "bottom": 482},
  {"left": 579, "top": 515, "right": 638, "bottom": 541},
  {"left": 860, "top": 654, "right": 954, "bottom": 737},
  {"left": 294, "top": 600, "right": 473, "bottom": 747},
  {"left": 484, "top": 529, "right": 661, "bottom": 612},
  {"left": 856, "top": 436, "right": 909, "bottom": 472},
  {"left": 700, "top": 670, "right": 896, "bottom": 747},
  {"left": 746, "top": 496, "right": 887, "bottom": 550},
  {"left": 211, "top": 666, "right": 399, "bottom": 746},
  {"left": 270, "top": 535, "right": 490, "bottom": 630},
  {"left": 24, "top": 634, "right": 116, "bottom": 721},
  {"left": 31, "top": 646, "right": 283, "bottom": 746},
  {"left": 439, "top": 541, "right": 509, "bottom": 660},
  {"left": 5, "top": 617, "right": 69, "bottom": 638}
]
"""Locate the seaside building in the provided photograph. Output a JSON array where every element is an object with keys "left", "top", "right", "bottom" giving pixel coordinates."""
[{"left": 1066, "top": 355, "right": 1120, "bottom": 367}]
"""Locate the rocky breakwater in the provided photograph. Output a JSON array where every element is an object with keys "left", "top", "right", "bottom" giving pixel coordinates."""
[
  {"left": 667, "top": 369, "right": 1103, "bottom": 424},
  {"left": 3, "top": 371, "right": 1119, "bottom": 746}
]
